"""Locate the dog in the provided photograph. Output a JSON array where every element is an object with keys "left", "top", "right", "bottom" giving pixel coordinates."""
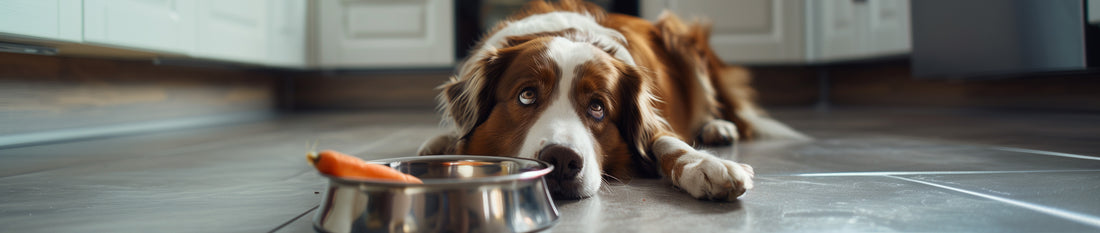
[{"left": 418, "top": 0, "right": 806, "bottom": 201}]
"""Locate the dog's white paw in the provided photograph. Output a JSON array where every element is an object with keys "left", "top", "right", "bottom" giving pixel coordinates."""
[
  {"left": 672, "top": 151, "right": 755, "bottom": 201},
  {"left": 699, "top": 119, "right": 739, "bottom": 146}
]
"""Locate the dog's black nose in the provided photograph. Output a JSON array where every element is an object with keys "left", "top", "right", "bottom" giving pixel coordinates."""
[{"left": 538, "top": 144, "right": 582, "bottom": 180}]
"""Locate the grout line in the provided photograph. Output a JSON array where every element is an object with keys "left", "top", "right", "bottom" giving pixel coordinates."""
[
  {"left": 890, "top": 176, "right": 1100, "bottom": 229},
  {"left": 268, "top": 205, "right": 320, "bottom": 233},
  {"left": 781, "top": 169, "right": 1100, "bottom": 177},
  {"left": 992, "top": 147, "right": 1100, "bottom": 161}
]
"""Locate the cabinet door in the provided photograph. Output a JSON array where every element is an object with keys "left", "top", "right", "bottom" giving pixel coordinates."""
[
  {"left": 808, "top": 0, "right": 870, "bottom": 61},
  {"left": 809, "top": 0, "right": 910, "bottom": 61},
  {"left": 866, "top": 0, "right": 910, "bottom": 57},
  {"left": 265, "top": 0, "right": 307, "bottom": 68},
  {"left": 194, "top": 0, "right": 268, "bottom": 63},
  {"left": 317, "top": 0, "right": 455, "bottom": 68},
  {"left": 84, "top": 0, "right": 195, "bottom": 54},
  {"left": 0, "top": 0, "right": 81, "bottom": 42},
  {"left": 642, "top": 0, "right": 806, "bottom": 64}
]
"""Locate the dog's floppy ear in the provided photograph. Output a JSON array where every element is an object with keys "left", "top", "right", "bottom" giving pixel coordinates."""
[
  {"left": 439, "top": 48, "right": 519, "bottom": 139},
  {"left": 615, "top": 64, "right": 672, "bottom": 178}
]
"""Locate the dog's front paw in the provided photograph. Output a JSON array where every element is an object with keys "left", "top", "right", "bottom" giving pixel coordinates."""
[
  {"left": 699, "top": 119, "right": 739, "bottom": 146},
  {"left": 672, "top": 151, "right": 754, "bottom": 201}
]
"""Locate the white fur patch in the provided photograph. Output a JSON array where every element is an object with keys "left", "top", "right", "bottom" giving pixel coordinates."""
[
  {"left": 471, "top": 12, "right": 635, "bottom": 66},
  {"left": 514, "top": 37, "right": 604, "bottom": 197}
]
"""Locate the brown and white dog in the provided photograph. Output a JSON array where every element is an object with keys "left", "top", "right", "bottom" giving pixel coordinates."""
[{"left": 418, "top": 0, "right": 806, "bottom": 201}]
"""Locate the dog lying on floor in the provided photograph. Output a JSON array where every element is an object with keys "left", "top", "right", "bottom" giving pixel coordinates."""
[{"left": 418, "top": 0, "right": 806, "bottom": 201}]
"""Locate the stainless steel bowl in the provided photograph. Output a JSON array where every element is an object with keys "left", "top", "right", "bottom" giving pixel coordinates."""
[{"left": 313, "top": 155, "right": 559, "bottom": 233}]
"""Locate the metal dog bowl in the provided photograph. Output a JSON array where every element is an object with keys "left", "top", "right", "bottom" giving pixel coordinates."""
[{"left": 313, "top": 155, "right": 559, "bottom": 233}]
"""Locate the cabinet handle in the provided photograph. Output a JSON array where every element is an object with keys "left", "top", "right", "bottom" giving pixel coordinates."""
[{"left": 853, "top": 0, "right": 868, "bottom": 4}]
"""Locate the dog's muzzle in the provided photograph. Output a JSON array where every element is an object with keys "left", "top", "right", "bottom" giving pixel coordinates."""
[{"left": 537, "top": 144, "right": 585, "bottom": 199}]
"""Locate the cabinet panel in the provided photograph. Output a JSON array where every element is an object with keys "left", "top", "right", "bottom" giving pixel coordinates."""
[
  {"left": 0, "top": 0, "right": 81, "bottom": 42},
  {"left": 1091, "top": 0, "right": 1100, "bottom": 24},
  {"left": 866, "top": 0, "right": 910, "bottom": 56},
  {"left": 642, "top": 0, "right": 805, "bottom": 64},
  {"left": 194, "top": 0, "right": 268, "bottom": 63},
  {"left": 644, "top": 0, "right": 911, "bottom": 64},
  {"left": 810, "top": 0, "right": 869, "bottom": 61},
  {"left": 809, "top": 0, "right": 909, "bottom": 61},
  {"left": 317, "top": 0, "right": 455, "bottom": 68},
  {"left": 58, "top": 0, "right": 82, "bottom": 41},
  {"left": 83, "top": 0, "right": 196, "bottom": 54},
  {"left": 266, "top": 0, "right": 307, "bottom": 67}
]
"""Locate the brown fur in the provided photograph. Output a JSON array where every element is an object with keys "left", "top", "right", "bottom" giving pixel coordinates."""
[{"left": 461, "top": 39, "right": 556, "bottom": 157}]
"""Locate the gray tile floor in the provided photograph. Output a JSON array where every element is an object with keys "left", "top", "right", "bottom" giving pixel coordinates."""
[{"left": 1, "top": 108, "right": 1098, "bottom": 232}]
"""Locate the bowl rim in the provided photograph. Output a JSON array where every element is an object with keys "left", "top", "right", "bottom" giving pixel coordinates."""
[{"left": 323, "top": 155, "right": 554, "bottom": 186}]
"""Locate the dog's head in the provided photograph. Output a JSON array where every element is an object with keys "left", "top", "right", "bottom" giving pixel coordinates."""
[{"left": 439, "top": 34, "right": 663, "bottom": 199}]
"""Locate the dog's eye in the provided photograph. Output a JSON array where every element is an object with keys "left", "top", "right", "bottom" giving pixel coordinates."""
[
  {"left": 518, "top": 88, "right": 537, "bottom": 105},
  {"left": 588, "top": 101, "right": 605, "bottom": 121}
]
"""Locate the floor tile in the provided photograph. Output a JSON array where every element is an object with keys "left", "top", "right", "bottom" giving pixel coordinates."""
[
  {"left": 0, "top": 112, "right": 442, "bottom": 233},
  {"left": 0, "top": 111, "right": 441, "bottom": 177},
  {"left": 897, "top": 171, "right": 1100, "bottom": 226},
  {"left": 768, "top": 107, "right": 1100, "bottom": 157},
  {"left": 549, "top": 176, "right": 1098, "bottom": 233},
  {"left": 3, "top": 108, "right": 1098, "bottom": 232}
]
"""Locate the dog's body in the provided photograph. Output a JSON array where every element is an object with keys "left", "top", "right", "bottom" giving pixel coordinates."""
[{"left": 418, "top": 0, "right": 806, "bottom": 201}]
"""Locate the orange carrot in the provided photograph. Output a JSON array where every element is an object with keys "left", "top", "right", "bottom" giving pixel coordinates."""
[{"left": 307, "top": 150, "right": 423, "bottom": 184}]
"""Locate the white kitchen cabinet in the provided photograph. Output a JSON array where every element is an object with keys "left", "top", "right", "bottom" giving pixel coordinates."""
[
  {"left": 316, "top": 0, "right": 455, "bottom": 68},
  {"left": 194, "top": 0, "right": 269, "bottom": 64},
  {"left": 806, "top": 0, "right": 910, "bottom": 62},
  {"left": 1091, "top": 0, "right": 1100, "bottom": 24},
  {"left": 84, "top": 0, "right": 196, "bottom": 54},
  {"left": 265, "top": 0, "right": 308, "bottom": 68},
  {"left": 807, "top": 0, "right": 867, "bottom": 61},
  {"left": 643, "top": 0, "right": 911, "bottom": 64},
  {"left": 194, "top": 0, "right": 308, "bottom": 67},
  {"left": 83, "top": 0, "right": 306, "bottom": 67},
  {"left": 0, "top": 0, "right": 82, "bottom": 42},
  {"left": 3, "top": 0, "right": 307, "bottom": 68},
  {"left": 865, "top": 0, "right": 911, "bottom": 57},
  {"left": 642, "top": 0, "right": 807, "bottom": 64}
]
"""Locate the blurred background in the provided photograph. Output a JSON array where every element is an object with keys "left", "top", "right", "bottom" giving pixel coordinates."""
[{"left": 1, "top": 0, "right": 1099, "bottom": 146}]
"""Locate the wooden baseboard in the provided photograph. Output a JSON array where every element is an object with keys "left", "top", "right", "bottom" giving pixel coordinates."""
[
  {"left": 287, "top": 71, "right": 450, "bottom": 110},
  {"left": 0, "top": 52, "right": 279, "bottom": 140}
]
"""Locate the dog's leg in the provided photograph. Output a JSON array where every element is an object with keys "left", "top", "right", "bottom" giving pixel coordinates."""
[
  {"left": 687, "top": 69, "right": 740, "bottom": 146},
  {"left": 699, "top": 119, "right": 738, "bottom": 146},
  {"left": 653, "top": 136, "right": 754, "bottom": 201},
  {"left": 417, "top": 133, "right": 461, "bottom": 155},
  {"left": 656, "top": 12, "right": 742, "bottom": 146}
]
